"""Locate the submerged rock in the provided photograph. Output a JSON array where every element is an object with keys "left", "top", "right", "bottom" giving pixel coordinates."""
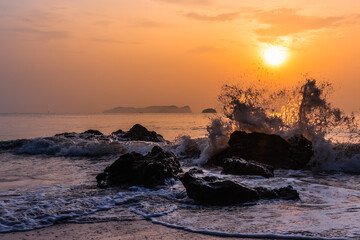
[
  {"left": 255, "top": 185, "right": 300, "bottom": 201},
  {"left": 122, "top": 124, "right": 164, "bottom": 142},
  {"left": 180, "top": 169, "right": 300, "bottom": 205},
  {"left": 96, "top": 146, "right": 182, "bottom": 188},
  {"left": 210, "top": 131, "right": 313, "bottom": 169},
  {"left": 221, "top": 157, "right": 274, "bottom": 178}
]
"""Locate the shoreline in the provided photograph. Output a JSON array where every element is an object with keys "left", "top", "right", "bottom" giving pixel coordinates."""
[{"left": 0, "top": 220, "right": 255, "bottom": 240}]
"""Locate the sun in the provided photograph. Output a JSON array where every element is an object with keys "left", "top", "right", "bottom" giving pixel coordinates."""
[{"left": 262, "top": 45, "right": 288, "bottom": 66}]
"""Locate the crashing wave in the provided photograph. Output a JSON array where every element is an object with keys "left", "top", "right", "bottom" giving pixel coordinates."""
[{"left": 207, "top": 79, "right": 360, "bottom": 172}]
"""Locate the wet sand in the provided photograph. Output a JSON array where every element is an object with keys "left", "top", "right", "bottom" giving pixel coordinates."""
[{"left": 0, "top": 220, "right": 257, "bottom": 240}]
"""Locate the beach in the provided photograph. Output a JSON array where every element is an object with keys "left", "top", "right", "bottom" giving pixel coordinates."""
[{"left": 0, "top": 220, "right": 249, "bottom": 240}]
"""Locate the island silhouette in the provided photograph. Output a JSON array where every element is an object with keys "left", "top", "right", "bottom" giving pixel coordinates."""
[{"left": 103, "top": 105, "right": 192, "bottom": 113}]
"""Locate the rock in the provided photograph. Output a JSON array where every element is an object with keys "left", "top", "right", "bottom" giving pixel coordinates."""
[
  {"left": 221, "top": 157, "right": 274, "bottom": 178},
  {"left": 287, "top": 134, "right": 314, "bottom": 168},
  {"left": 82, "top": 130, "right": 103, "bottom": 135},
  {"left": 255, "top": 185, "right": 300, "bottom": 200},
  {"left": 210, "top": 131, "right": 313, "bottom": 169},
  {"left": 96, "top": 146, "right": 182, "bottom": 188},
  {"left": 180, "top": 169, "right": 301, "bottom": 205},
  {"left": 187, "top": 168, "right": 204, "bottom": 174},
  {"left": 180, "top": 169, "right": 259, "bottom": 205},
  {"left": 202, "top": 108, "right": 217, "bottom": 113},
  {"left": 111, "top": 129, "right": 124, "bottom": 135},
  {"left": 122, "top": 124, "right": 164, "bottom": 142}
]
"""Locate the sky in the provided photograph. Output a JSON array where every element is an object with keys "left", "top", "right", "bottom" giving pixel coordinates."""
[{"left": 0, "top": 0, "right": 360, "bottom": 113}]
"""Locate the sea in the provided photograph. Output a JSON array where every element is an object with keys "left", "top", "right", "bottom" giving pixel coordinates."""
[{"left": 0, "top": 82, "right": 360, "bottom": 239}]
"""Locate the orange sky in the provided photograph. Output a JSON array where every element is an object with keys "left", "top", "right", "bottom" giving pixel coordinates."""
[{"left": 0, "top": 0, "right": 360, "bottom": 113}]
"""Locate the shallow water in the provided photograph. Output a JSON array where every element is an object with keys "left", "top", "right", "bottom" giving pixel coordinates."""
[
  {"left": 0, "top": 113, "right": 359, "bottom": 239},
  {"left": 0, "top": 113, "right": 210, "bottom": 141}
]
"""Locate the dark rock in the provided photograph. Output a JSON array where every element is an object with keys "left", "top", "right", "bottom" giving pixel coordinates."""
[
  {"left": 202, "top": 108, "right": 217, "bottom": 113},
  {"left": 82, "top": 130, "right": 103, "bottom": 135},
  {"left": 221, "top": 157, "right": 274, "bottom": 178},
  {"left": 287, "top": 134, "right": 314, "bottom": 167},
  {"left": 188, "top": 168, "right": 204, "bottom": 174},
  {"left": 96, "top": 146, "right": 182, "bottom": 188},
  {"left": 180, "top": 169, "right": 259, "bottom": 205},
  {"left": 210, "top": 131, "right": 313, "bottom": 169},
  {"left": 122, "top": 124, "right": 164, "bottom": 142},
  {"left": 111, "top": 129, "right": 124, "bottom": 135},
  {"left": 255, "top": 185, "right": 300, "bottom": 200},
  {"left": 180, "top": 169, "right": 301, "bottom": 205}
]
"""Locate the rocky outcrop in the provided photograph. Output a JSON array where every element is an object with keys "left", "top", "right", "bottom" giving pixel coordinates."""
[
  {"left": 122, "top": 124, "right": 164, "bottom": 142},
  {"left": 210, "top": 131, "right": 313, "bottom": 169},
  {"left": 202, "top": 108, "right": 217, "bottom": 113},
  {"left": 96, "top": 146, "right": 182, "bottom": 188},
  {"left": 221, "top": 158, "right": 274, "bottom": 178},
  {"left": 180, "top": 169, "right": 300, "bottom": 205}
]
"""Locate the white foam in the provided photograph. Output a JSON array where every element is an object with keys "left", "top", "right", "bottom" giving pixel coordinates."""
[{"left": 148, "top": 218, "right": 349, "bottom": 240}]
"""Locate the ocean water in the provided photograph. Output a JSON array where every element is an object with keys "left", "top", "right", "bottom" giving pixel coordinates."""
[{"left": 0, "top": 110, "right": 359, "bottom": 239}]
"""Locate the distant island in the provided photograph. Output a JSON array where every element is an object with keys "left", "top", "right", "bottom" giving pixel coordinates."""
[
  {"left": 202, "top": 108, "right": 217, "bottom": 113},
  {"left": 104, "top": 105, "right": 192, "bottom": 113}
]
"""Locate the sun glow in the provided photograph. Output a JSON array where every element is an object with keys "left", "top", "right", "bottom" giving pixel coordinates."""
[{"left": 262, "top": 46, "right": 288, "bottom": 66}]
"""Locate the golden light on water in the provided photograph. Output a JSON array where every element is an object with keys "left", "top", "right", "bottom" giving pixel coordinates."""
[{"left": 262, "top": 46, "right": 288, "bottom": 66}]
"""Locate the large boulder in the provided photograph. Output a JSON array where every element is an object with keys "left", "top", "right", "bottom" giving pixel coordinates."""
[
  {"left": 180, "top": 169, "right": 300, "bottom": 205},
  {"left": 221, "top": 157, "right": 274, "bottom": 178},
  {"left": 96, "top": 146, "right": 182, "bottom": 188},
  {"left": 210, "top": 131, "right": 313, "bottom": 169},
  {"left": 122, "top": 124, "right": 164, "bottom": 142},
  {"left": 180, "top": 169, "right": 259, "bottom": 205}
]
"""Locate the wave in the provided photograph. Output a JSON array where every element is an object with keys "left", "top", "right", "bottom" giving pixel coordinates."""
[
  {"left": 0, "top": 132, "right": 163, "bottom": 157},
  {"left": 206, "top": 79, "right": 360, "bottom": 173},
  {"left": 0, "top": 132, "right": 204, "bottom": 160}
]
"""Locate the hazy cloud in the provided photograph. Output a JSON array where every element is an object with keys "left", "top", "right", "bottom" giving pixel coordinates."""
[
  {"left": 188, "top": 46, "right": 225, "bottom": 54},
  {"left": 130, "top": 20, "right": 166, "bottom": 28},
  {"left": 185, "top": 12, "right": 239, "bottom": 22},
  {"left": 21, "top": 9, "right": 60, "bottom": 23},
  {"left": 254, "top": 8, "right": 345, "bottom": 37},
  {"left": 152, "top": 0, "right": 212, "bottom": 6},
  {"left": 93, "top": 20, "right": 113, "bottom": 26},
  {"left": 91, "top": 38, "right": 142, "bottom": 44},
  {"left": 0, "top": 27, "right": 70, "bottom": 40}
]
